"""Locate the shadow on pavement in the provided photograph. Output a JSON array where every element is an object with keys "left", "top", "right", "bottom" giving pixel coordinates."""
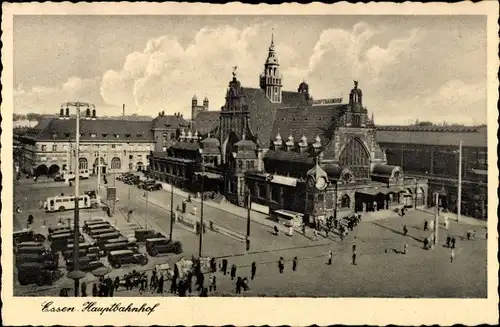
[{"left": 371, "top": 221, "right": 424, "bottom": 244}]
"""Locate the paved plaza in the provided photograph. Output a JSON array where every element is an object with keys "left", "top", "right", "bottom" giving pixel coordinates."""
[{"left": 13, "top": 175, "right": 487, "bottom": 297}]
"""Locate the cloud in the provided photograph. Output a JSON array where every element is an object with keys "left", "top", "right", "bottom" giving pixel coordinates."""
[
  {"left": 13, "top": 76, "right": 108, "bottom": 114},
  {"left": 14, "top": 20, "right": 486, "bottom": 124}
]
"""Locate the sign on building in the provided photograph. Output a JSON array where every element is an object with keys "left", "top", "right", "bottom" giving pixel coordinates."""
[{"left": 107, "top": 186, "right": 117, "bottom": 201}]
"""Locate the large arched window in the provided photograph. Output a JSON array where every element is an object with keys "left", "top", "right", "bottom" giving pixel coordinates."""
[
  {"left": 79, "top": 158, "right": 88, "bottom": 170},
  {"left": 339, "top": 138, "right": 370, "bottom": 166},
  {"left": 111, "top": 157, "right": 121, "bottom": 169}
]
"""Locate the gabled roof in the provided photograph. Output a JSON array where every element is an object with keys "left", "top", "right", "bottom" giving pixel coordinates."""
[
  {"left": 34, "top": 118, "right": 154, "bottom": 142},
  {"left": 152, "top": 115, "right": 190, "bottom": 129},
  {"left": 375, "top": 125, "right": 487, "bottom": 148},
  {"left": 271, "top": 104, "right": 348, "bottom": 144},
  {"left": 193, "top": 111, "right": 220, "bottom": 135},
  {"left": 264, "top": 149, "right": 314, "bottom": 165},
  {"left": 242, "top": 88, "right": 309, "bottom": 146}
]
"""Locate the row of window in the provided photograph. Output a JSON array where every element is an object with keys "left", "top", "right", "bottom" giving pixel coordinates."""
[
  {"left": 52, "top": 132, "right": 145, "bottom": 139},
  {"left": 39, "top": 144, "right": 151, "bottom": 152},
  {"left": 237, "top": 159, "right": 255, "bottom": 170}
]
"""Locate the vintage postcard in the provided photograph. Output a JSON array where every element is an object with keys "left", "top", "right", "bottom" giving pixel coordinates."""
[{"left": 1, "top": 1, "right": 499, "bottom": 326}]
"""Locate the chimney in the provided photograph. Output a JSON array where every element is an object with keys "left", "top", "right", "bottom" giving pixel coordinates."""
[
  {"left": 122, "top": 104, "right": 125, "bottom": 117},
  {"left": 86, "top": 107, "right": 91, "bottom": 118},
  {"left": 181, "top": 114, "right": 183, "bottom": 118},
  {"left": 162, "top": 111, "right": 165, "bottom": 116},
  {"left": 298, "top": 135, "right": 308, "bottom": 154},
  {"left": 92, "top": 109, "right": 96, "bottom": 119},
  {"left": 65, "top": 107, "right": 70, "bottom": 117},
  {"left": 59, "top": 107, "right": 64, "bottom": 119}
]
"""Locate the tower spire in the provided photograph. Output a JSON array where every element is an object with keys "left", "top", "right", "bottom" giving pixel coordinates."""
[{"left": 270, "top": 30, "right": 275, "bottom": 50}]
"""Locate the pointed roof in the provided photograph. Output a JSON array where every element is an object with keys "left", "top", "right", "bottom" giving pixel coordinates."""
[{"left": 307, "top": 163, "right": 328, "bottom": 180}]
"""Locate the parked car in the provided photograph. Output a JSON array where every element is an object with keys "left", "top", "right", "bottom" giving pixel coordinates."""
[
  {"left": 48, "top": 225, "right": 73, "bottom": 234},
  {"left": 17, "top": 262, "right": 62, "bottom": 286},
  {"left": 138, "top": 180, "right": 155, "bottom": 189},
  {"left": 144, "top": 183, "right": 162, "bottom": 191},
  {"left": 145, "top": 238, "right": 183, "bottom": 256},
  {"left": 16, "top": 253, "right": 58, "bottom": 269},
  {"left": 93, "top": 231, "right": 123, "bottom": 244},
  {"left": 16, "top": 245, "right": 48, "bottom": 256},
  {"left": 50, "top": 233, "right": 84, "bottom": 252},
  {"left": 66, "top": 255, "right": 104, "bottom": 271},
  {"left": 103, "top": 241, "right": 139, "bottom": 255},
  {"left": 83, "top": 222, "right": 111, "bottom": 234},
  {"left": 13, "top": 229, "right": 46, "bottom": 245},
  {"left": 117, "top": 173, "right": 134, "bottom": 181},
  {"left": 88, "top": 227, "right": 117, "bottom": 238},
  {"left": 16, "top": 241, "right": 43, "bottom": 251},
  {"left": 134, "top": 229, "right": 164, "bottom": 242},
  {"left": 107, "top": 249, "right": 148, "bottom": 268},
  {"left": 124, "top": 175, "right": 141, "bottom": 185}
]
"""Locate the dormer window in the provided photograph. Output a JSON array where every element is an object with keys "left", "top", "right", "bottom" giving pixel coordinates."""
[
  {"left": 125, "top": 133, "right": 131, "bottom": 138},
  {"left": 136, "top": 133, "right": 142, "bottom": 138},
  {"left": 64, "top": 133, "right": 70, "bottom": 138},
  {"left": 80, "top": 133, "right": 84, "bottom": 138},
  {"left": 114, "top": 133, "right": 120, "bottom": 139},
  {"left": 102, "top": 133, "right": 108, "bottom": 138},
  {"left": 90, "top": 133, "right": 97, "bottom": 138},
  {"left": 52, "top": 133, "right": 58, "bottom": 138}
]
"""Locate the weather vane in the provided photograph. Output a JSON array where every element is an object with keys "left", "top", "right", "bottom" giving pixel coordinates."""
[{"left": 232, "top": 65, "right": 238, "bottom": 77}]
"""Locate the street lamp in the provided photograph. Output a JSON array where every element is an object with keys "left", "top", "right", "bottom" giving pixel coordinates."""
[
  {"left": 198, "top": 148, "right": 205, "bottom": 258},
  {"left": 457, "top": 140, "right": 463, "bottom": 222},
  {"left": 63, "top": 101, "right": 93, "bottom": 297},
  {"left": 246, "top": 186, "right": 251, "bottom": 252},
  {"left": 169, "top": 176, "right": 174, "bottom": 241}
]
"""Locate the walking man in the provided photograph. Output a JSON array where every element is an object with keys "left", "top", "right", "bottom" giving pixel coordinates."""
[
  {"left": 403, "top": 225, "right": 408, "bottom": 236},
  {"left": 450, "top": 248, "right": 456, "bottom": 263},
  {"left": 352, "top": 251, "right": 357, "bottom": 265},
  {"left": 81, "top": 282, "right": 87, "bottom": 297},
  {"left": 274, "top": 225, "right": 279, "bottom": 236},
  {"left": 251, "top": 262, "right": 257, "bottom": 280},
  {"left": 292, "top": 256, "right": 298, "bottom": 272},
  {"left": 313, "top": 228, "right": 318, "bottom": 241},
  {"left": 451, "top": 236, "right": 456, "bottom": 249},
  {"left": 222, "top": 259, "right": 228, "bottom": 275},
  {"left": 302, "top": 224, "right": 306, "bottom": 237},
  {"left": 230, "top": 264, "right": 237, "bottom": 280},
  {"left": 328, "top": 250, "right": 333, "bottom": 265},
  {"left": 424, "top": 220, "right": 428, "bottom": 231},
  {"left": 403, "top": 243, "right": 408, "bottom": 255},
  {"left": 446, "top": 236, "right": 451, "bottom": 248},
  {"left": 289, "top": 225, "right": 293, "bottom": 237},
  {"left": 278, "top": 257, "right": 284, "bottom": 274}
]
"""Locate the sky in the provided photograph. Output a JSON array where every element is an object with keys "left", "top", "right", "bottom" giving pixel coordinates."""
[{"left": 13, "top": 15, "right": 487, "bottom": 125}]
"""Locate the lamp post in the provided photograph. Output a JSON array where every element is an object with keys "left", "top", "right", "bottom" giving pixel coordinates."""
[
  {"left": 169, "top": 178, "right": 175, "bottom": 240},
  {"left": 198, "top": 148, "right": 205, "bottom": 258},
  {"left": 63, "top": 101, "right": 93, "bottom": 296},
  {"left": 334, "top": 181, "right": 338, "bottom": 220},
  {"left": 246, "top": 186, "right": 251, "bottom": 252}
]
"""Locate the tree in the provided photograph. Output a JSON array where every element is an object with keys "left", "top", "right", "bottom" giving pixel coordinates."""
[
  {"left": 416, "top": 121, "right": 434, "bottom": 126},
  {"left": 26, "top": 113, "right": 41, "bottom": 122}
]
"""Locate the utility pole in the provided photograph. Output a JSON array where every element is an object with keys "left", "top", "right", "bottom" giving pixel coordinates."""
[
  {"left": 434, "top": 192, "right": 439, "bottom": 246},
  {"left": 246, "top": 189, "right": 251, "bottom": 251},
  {"left": 198, "top": 149, "right": 205, "bottom": 258},
  {"left": 97, "top": 148, "right": 101, "bottom": 196},
  {"left": 457, "top": 140, "right": 463, "bottom": 222},
  {"left": 169, "top": 181, "right": 174, "bottom": 240}
]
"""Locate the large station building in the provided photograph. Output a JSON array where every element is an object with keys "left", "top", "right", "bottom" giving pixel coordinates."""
[{"left": 148, "top": 35, "right": 429, "bottom": 225}]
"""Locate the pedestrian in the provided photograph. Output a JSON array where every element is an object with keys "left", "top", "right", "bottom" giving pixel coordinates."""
[
  {"left": 200, "top": 287, "right": 208, "bottom": 297},
  {"left": 222, "top": 259, "right": 228, "bottom": 275},
  {"left": 446, "top": 236, "right": 451, "bottom": 248},
  {"left": 230, "top": 264, "right": 237, "bottom": 280},
  {"left": 352, "top": 240, "right": 357, "bottom": 253},
  {"left": 403, "top": 243, "right": 408, "bottom": 255},
  {"left": 313, "top": 228, "right": 318, "bottom": 241},
  {"left": 340, "top": 230, "right": 344, "bottom": 243},
  {"left": 352, "top": 251, "right": 357, "bottom": 265},
  {"left": 158, "top": 275, "right": 164, "bottom": 295},
  {"left": 424, "top": 220, "right": 428, "bottom": 231},
  {"left": 289, "top": 225, "right": 293, "bottom": 237},
  {"left": 236, "top": 277, "right": 242, "bottom": 294},
  {"left": 292, "top": 256, "right": 298, "bottom": 272},
  {"left": 451, "top": 237, "right": 456, "bottom": 249},
  {"left": 450, "top": 248, "right": 455, "bottom": 263},
  {"left": 197, "top": 272, "right": 205, "bottom": 292},
  {"left": 444, "top": 217, "right": 449, "bottom": 230},
  {"left": 403, "top": 225, "right": 408, "bottom": 236},
  {"left": 251, "top": 262, "right": 257, "bottom": 280},
  {"left": 208, "top": 274, "right": 216, "bottom": 292},
  {"left": 178, "top": 280, "right": 186, "bottom": 297},
  {"left": 278, "top": 257, "right": 284, "bottom": 274},
  {"left": 170, "top": 277, "right": 177, "bottom": 294},
  {"left": 274, "top": 225, "right": 279, "bottom": 236},
  {"left": 423, "top": 237, "right": 429, "bottom": 250},
  {"left": 114, "top": 277, "right": 120, "bottom": 291},
  {"left": 81, "top": 282, "right": 87, "bottom": 297},
  {"left": 242, "top": 277, "right": 249, "bottom": 291},
  {"left": 429, "top": 219, "right": 435, "bottom": 232},
  {"left": 325, "top": 227, "right": 329, "bottom": 238},
  {"left": 187, "top": 272, "right": 193, "bottom": 293},
  {"left": 302, "top": 224, "right": 306, "bottom": 236},
  {"left": 328, "top": 250, "right": 333, "bottom": 265}
]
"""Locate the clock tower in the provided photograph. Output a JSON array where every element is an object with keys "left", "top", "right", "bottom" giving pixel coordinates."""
[{"left": 305, "top": 162, "right": 329, "bottom": 226}]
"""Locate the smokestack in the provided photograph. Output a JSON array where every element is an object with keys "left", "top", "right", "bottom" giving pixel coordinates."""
[
  {"left": 86, "top": 107, "right": 91, "bottom": 118},
  {"left": 122, "top": 104, "right": 125, "bottom": 117},
  {"left": 92, "top": 109, "right": 96, "bottom": 119},
  {"left": 65, "top": 107, "right": 69, "bottom": 117},
  {"left": 59, "top": 107, "right": 64, "bottom": 118}
]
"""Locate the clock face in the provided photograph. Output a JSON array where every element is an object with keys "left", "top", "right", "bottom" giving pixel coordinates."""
[
  {"left": 307, "top": 177, "right": 316, "bottom": 189},
  {"left": 315, "top": 177, "right": 327, "bottom": 190}
]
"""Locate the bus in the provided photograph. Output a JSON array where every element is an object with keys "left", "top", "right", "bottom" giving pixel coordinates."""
[
  {"left": 45, "top": 194, "right": 91, "bottom": 212},
  {"left": 54, "top": 169, "right": 90, "bottom": 182}
]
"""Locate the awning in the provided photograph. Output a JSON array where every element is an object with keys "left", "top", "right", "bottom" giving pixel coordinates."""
[
  {"left": 268, "top": 174, "right": 298, "bottom": 187},
  {"left": 194, "top": 171, "right": 223, "bottom": 180},
  {"left": 273, "top": 209, "right": 304, "bottom": 219},
  {"left": 356, "top": 187, "right": 399, "bottom": 197},
  {"left": 356, "top": 189, "right": 380, "bottom": 196}
]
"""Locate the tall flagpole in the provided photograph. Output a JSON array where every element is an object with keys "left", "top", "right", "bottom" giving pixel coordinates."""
[{"left": 457, "top": 140, "right": 463, "bottom": 222}]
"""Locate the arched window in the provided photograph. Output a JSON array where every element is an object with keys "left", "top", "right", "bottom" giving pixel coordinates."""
[
  {"left": 339, "top": 138, "right": 370, "bottom": 166},
  {"left": 79, "top": 158, "right": 88, "bottom": 170},
  {"left": 340, "top": 194, "right": 351, "bottom": 208},
  {"left": 111, "top": 157, "right": 121, "bottom": 169}
]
